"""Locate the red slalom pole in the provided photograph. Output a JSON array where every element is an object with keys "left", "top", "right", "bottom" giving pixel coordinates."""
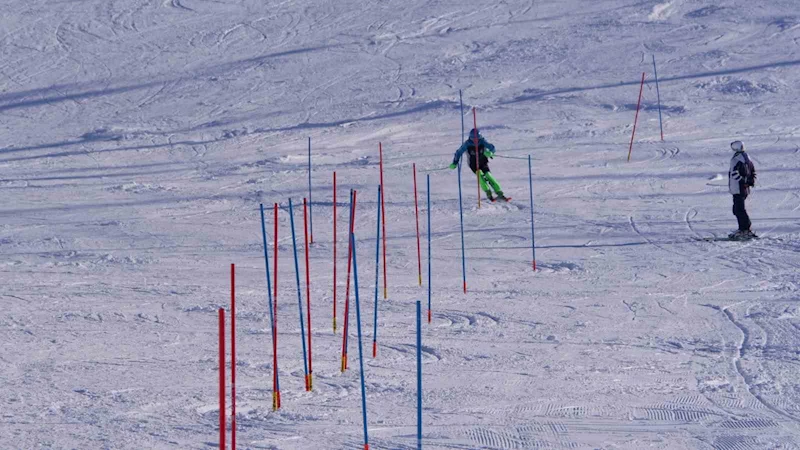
[
  {"left": 218, "top": 309, "right": 226, "bottom": 450},
  {"left": 230, "top": 264, "right": 236, "bottom": 449},
  {"left": 379, "top": 143, "right": 387, "bottom": 299},
  {"left": 342, "top": 190, "right": 357, "bottom": 372},
  {"left": 332, "top": 172, "right": 337, "bottom": 334},
  {"left": 472, "top": 108, "right": 481, "bottom": 209},
  {"left": 273, "top": 204, "right": 281, "bottom": 409},
  {"left": 303, "top": 198, "right": 313, "bottom": 391},
  {"left": 627, "top": 72, "right": 646, "bottom": 162},
  {"left": 413, "top": 163, "right": 422, "bottom": 286}
]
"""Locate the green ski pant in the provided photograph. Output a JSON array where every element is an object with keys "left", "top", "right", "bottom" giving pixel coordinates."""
[{"left": 477, "top": 171, "right": 503, "bottom": 195}]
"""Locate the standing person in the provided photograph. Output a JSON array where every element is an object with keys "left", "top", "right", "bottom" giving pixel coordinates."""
[
  {"left": 728, "top": 140, "right": 757, "bottom": 240},
  {"left": 449, "top": 128, "right": 508, "bottom": 202}
]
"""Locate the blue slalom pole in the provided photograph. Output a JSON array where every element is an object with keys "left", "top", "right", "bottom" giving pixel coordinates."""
[
  {"left": 528, "top": 156, "right": 537, "bottom": 272},
  {"left": 288, "top": 199, "right": 310, "bottom": 390},
  {"left": 457, "top": 90, "right": 467, "bottom": 293},
  {"left": 652, "top": 55, "right": 664, "bottom": 141},
  {"left": 372, "top": 185, "right": 381, "bottom": 358},
  {"left": 416, "top": 300, "right": 422, "bottom": 449},
  {"left": 426, "top": 175, "right": 432, "bottom": 322},
  {"left": 457, "top": 161, "right": 467, "bottom": 293},
  {"left": 259, "top": 204, "right": 280, "bottom": 397},
  {"left": 308, "top": 137, "right": 314, "bottom": 243},
  {"left": 351, "top": 232, "right": 369, "bottom": 450}
]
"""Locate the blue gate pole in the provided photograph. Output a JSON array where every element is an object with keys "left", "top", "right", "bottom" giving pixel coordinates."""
[
  {"left": 288, "top": 199, "right": 309, "bottom": 386},
  {"left": 351, "top": 232, "right": 370, "bottom": 450},
  {"left": 528, "top": 156, "right": 537, "bottom": 271},
  {"left": 652, "top": 55, "right": 664, "bottom": 141},
  {"left": 259, "top": 204, "right": 280, "bottom": 395}
]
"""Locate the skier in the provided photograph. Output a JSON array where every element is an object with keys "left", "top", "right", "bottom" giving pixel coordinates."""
[
  {"left": 728, "top": 140, "right": 757, "bottom": 240},
  {"left": 449, "top": 128, "right": 508, "bottom": 202}
]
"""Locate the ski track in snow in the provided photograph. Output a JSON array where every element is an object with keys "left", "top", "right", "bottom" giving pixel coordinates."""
[{"left": 2, "top": 0, "right": 800, "bottom": 449}]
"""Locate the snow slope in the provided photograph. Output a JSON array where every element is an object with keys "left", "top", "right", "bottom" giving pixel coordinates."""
[{"left": 2, "top": 0, "right": 800, "bottom": 448}]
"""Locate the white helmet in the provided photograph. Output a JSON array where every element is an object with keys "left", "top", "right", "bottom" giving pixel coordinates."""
[{"left": 731, "top": 140, "right": 744, "bottom": 152}]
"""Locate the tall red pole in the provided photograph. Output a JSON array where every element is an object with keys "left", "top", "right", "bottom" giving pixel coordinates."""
[
  {"left": 332, "top": 172, "right": 337, "bottom": 334},
  {"left": 273, "top": 204, "right": 280, "bottom": 409},
  {"left": 303, "top": 198, "right": 313, "bottom": 391},
  {"left": 472, "top": 108, "right": 481, "bottom": 209},
  {"left": 413, "top": 163, "right": 422, "bottom": 286},
  {"left": 342, "top": 190, "right": 357, "bottom": 372},
  {"left": 379, "top": 143, "right": 387, "bottom": 299},
  {"left": 230, "top": 264, "right": 236, "bottom": 449},
  {"left": 627, "top": 72, "right": 646, "bottom": 162},
  {"left": 218, "top": 309, "right": 226, "bottom": 450}
]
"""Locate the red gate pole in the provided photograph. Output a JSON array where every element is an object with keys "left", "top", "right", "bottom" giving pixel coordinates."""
[
  {"left": 273, "top": 204, "right": 281, "bottom": 409},
  {"left": 342, "top": 190, "right": 358, "bottom": 371},
  {"left": 627, "top": 72, "right": 646, "bottom": 162},
  {"left": 218, "top": 309, "right": 226, "bottom": 450},
  {"left": 230, "top": 264, "right": 236, "bottom": 449},
  {"left": 303, "top": 198, "right": 313, "bottom": 391},
  {"left": 413, "top": 163, "right": 422, "bottom": 286}
]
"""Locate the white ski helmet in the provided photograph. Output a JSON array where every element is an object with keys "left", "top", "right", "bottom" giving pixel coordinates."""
[{"left": 731, "top": 140, "right": 744, "bottom": 152}]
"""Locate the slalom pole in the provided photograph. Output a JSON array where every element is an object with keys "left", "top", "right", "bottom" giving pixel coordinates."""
[
  {"left": 627, "top": 72, "right": 646, "bottom": 162},
  {"left": 379, "top": 143, "right": 388, "bottom": 299},
  {"left": 308, "top": 137, "right": 313, "bottom": 243},
  {"left": 303, "top": 198, "right": 313, "bottom": 391},
  {"left": 472, "top": 108, "right": 481, "bottom": 209},
  {"left": 372, "top": 185, "right": 382, "bottom": 358},
  {"left": 273, "top": 203, "right": 281, "bottom": 408},
  {"left": 218, "top": 309, "right": 226, "bottom": 450},
  {"left": 259, "top": 204, "right": 279, "bottom": 410},
  {"left": 458, "top": 92, "right": 467, "bottom": 294},
  {"left": 528, "top": 156, "right": 537, "bottom": 272},
  {"left": 288, "top": 199, "right": 310, "bottom": 390},
  {"left": 416, "top": 300, "right": 422, "bottom": 450},
  {"left": 230, "top": 264, "right": 236, "bottom": 449},
  {"left": 413, "top": 163, "right": 422, "bottom": 286},
  {"left": 333, "top": 172, "right": 337, "bottom": 334},
  {"left": 653, "top": 55, "right": 664, "bottom": 141},
  {"left": 426, "top": 175, "right": 432, "bottom": 323},
  {"left": 457, "top": 160, "right": 467, "bottom": 294},
  {"left": 342, "top": 190, "right": 357, "bottom": 372},
  {"left": 351, "top": 232, "right": 370, "bottom": 450}
]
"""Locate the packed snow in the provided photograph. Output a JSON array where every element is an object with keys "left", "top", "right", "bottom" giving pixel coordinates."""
[{"left": 2, "top": 0, "right": 800, "bottom": 449}]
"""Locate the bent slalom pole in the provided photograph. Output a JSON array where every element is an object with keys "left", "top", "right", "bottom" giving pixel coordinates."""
[
  {"left": 288, "top": 199, "right": 310, "bottom": 391},
  {"left": 259, "top": 204, "right": 280, "bottom": 409}
]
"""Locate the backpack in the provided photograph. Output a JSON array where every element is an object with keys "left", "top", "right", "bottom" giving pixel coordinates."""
[{"left": 742, "top": 153, "right": 756, "bottom": 187}]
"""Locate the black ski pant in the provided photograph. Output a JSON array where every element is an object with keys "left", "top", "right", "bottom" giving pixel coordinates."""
[
  {"left": 467, "top": 151, "right": 490, "bottom": 174},
  {"left": 732, "top": 194, "right": 751, "bottom": 231}
]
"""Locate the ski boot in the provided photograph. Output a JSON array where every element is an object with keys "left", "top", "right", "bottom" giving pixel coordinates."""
[
  {"left": 485, "top": 191, "right": 495, "bottom": 202},
  {"left": 729, "top": 229, "right": 757, "bottom": 241},
  {"left": 493, "top": 192, "right": 510, "bottom": 202}
]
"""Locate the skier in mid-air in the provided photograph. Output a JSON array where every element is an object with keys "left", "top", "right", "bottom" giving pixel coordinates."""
[
  {"left": 728, "top": 140, "right": 757, "bottom": 240},
  {"left": 449, "top": 128, "right": 508, "bottom": 202}
]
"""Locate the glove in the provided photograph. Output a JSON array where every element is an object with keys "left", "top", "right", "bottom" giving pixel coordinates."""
[
  {"left": 449, "top": 163, "right": 457, "bottom": 169},
  {"left": 483, "top": 150, "right": 494, "bottom": 159}
]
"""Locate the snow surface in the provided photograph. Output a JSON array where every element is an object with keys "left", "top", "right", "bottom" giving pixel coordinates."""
[{"left": 2, "top": 0, "right": 800, "bottom": 449}]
